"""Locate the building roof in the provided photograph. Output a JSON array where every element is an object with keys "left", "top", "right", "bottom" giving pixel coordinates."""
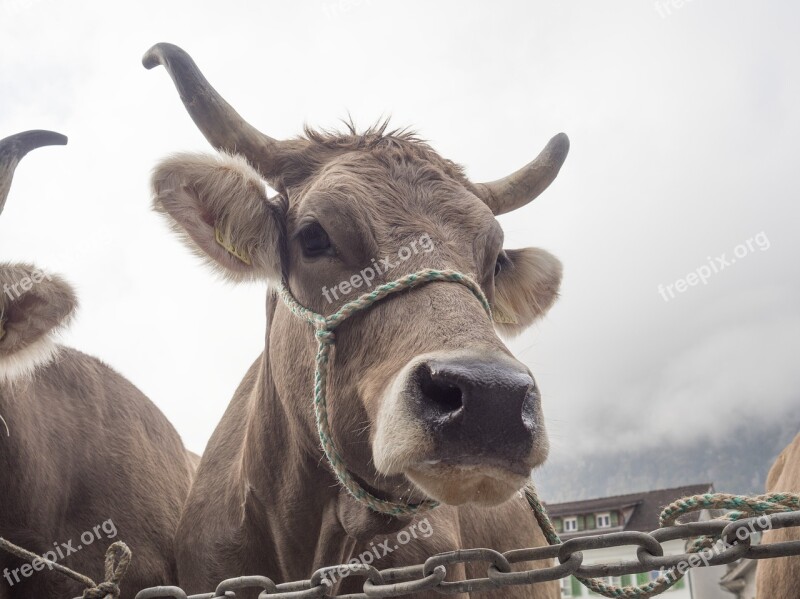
[{"left": 545, "top": 483, "right": 713, "bottom": 533}]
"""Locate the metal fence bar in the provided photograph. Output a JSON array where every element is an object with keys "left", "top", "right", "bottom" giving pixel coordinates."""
[{"left": 128, "top": 508, "right": 800, "bottom": 599}]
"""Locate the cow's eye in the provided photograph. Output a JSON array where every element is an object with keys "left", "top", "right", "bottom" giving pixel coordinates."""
[
  {"left": 299, "top": 222, "right": 332, "bottom": 257},
  {"left": 494, "top": 252, "right": 509, "bottom": 277}
]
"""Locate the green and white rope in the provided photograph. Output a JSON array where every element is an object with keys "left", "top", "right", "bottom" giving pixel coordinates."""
[
  {"left": 526, "top": 485, "right": 800, "bottom": 598},
  {"left": 278, "top": 268, "right": 492, "bottom": 517}
]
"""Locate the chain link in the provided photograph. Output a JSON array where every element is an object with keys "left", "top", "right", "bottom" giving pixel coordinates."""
[{"left": 129, "top": 508, "right": 800, "bottom": 599}]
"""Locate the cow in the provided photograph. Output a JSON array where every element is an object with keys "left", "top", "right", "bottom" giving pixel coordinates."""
[
  {"left": 144, "top": 42, "right": 567, "bottom": 598},
  {"left": 755, "top": 432, "right": 800, "bottom": 598},
  {"left": 0, "top": 130, "right": 195, "bottom": 599}
]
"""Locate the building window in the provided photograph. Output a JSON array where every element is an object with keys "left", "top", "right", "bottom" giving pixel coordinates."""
[
  {"left": 563, "top": 516, "right": 578, "bottom": 532},
  {"left": 596, "top": 512, "right": 611, "bottom": 528}
]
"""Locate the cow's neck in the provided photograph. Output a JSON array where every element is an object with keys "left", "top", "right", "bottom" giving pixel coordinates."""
[
  {"left": 241, "top": 387, "right": 354, "bottom": 580},
  {"left": 240, "top": 293, "right": 408, "bottom": 582}
]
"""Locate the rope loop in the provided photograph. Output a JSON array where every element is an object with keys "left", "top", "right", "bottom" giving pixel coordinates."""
[
  {"left": 0, "top": 537, "right": 131, "bottom": 599},
  {"left": 278, "top": 268, "right": 491, "bottom": 516},
  {"left": 82, "top": 541, "right": 131, "bottom": 599}
]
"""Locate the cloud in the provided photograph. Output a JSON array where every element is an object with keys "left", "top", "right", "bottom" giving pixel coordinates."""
[{"left": 543, "top": 287, "right": 800, "bottom": 457}]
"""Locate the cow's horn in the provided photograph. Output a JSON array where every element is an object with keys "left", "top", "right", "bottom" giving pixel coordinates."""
[
  {"left": 0, "top": 130, "right": 68, "bottom": 216},
  {"left": 143, "top": 43, "right": 295, "bottom": 183},
  {"left": 475, "top": 133, "right": 570, "bottom": 215}
]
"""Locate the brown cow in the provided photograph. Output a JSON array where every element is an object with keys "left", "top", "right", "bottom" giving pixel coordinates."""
[
  {"left": 145, "top": 43, "right": 566, "bottom": 598},
  {"left": 756, "top": 432, "right": 800, "bottom": 598},
  {"left": 0, "top": 131, "right": 194, "bottom": 599}
]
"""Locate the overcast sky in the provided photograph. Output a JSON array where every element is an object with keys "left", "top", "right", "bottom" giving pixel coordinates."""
[{"left": 1, "top": 0, "right": 797, "bottom": 458}]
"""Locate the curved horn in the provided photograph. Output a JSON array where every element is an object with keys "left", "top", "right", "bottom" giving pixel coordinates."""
[
  {"left": 476, "top": 133, "right": 570, "bottom": 215},
  {"left": 143, "top": 43, "right": 292, "bottom": 182},
  {"left": 0, "top": 130, "right": 68, "bottom": 216}
]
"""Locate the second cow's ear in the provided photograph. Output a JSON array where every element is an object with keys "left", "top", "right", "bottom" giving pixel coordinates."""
[
  {"left": 151, "top": 152, "right": 283, "bottom": 283},
  {"left": 493, "top": 248, "right": 562, "bottom": 337},
  {"left": 0, "top": 263, "right": 76, "bottom": 370}
]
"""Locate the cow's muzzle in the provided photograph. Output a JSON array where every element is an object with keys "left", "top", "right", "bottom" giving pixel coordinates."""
[{"left": 373, "top": 350, "right": 548, "bottom": 507}]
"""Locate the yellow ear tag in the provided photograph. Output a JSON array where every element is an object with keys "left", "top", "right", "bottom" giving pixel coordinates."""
[
  {"left": 215, "top": 227, "right": 252, "bottom": 265},
  {"left": 492, "top": 305, "right": 518, "bottom": 325}
]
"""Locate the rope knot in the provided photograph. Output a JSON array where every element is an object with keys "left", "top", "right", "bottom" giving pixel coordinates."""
[
  {"left": 0, "top": 538, "right": 132, "bottom": 599},
  {"left": 315, "top": 328, "right": 335, "bottom": 344},
  {"left": 83, "top": 580, "right": 120, "bottom": 599},
  {"left": 82, "top": 541, "right": 131, "bottom": 599}
]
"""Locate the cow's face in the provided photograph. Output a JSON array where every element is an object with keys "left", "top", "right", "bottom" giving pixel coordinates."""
[
  {"left": 281, "top": 147, "right": 563, "bottom": 507},
  {"left": 0, "top": 264, "right": 76, "bottom": 384},
  {"left": 146, "top": 44, "right": 567, "bottom": 508}
]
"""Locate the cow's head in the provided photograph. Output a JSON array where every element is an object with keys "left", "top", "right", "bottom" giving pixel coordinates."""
[
  {"left": 0, "top": 131, "right": 73, "bottom": 384},
  {"left": 146, "top": 44, "right": 567, "bottom": 507}
]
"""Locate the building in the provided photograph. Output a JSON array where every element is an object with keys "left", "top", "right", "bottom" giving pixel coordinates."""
[{"left": 544, "top": 484, "right": 732, "bottom": 598}]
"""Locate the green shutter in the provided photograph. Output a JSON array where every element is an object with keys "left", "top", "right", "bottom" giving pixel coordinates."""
[
  {"left": 611, "top": 511, "right": 619, "bottom": 526},
  {"left": 673, "top": 577, "right": 685, "bottom": 589},
  {"left": 586, "top": 515, "right": 596, "bottom": 530},
  {"left": 554, "top": 518, "right": 563, "bottom": 533},
  {"left": 577, "top": 515, "right": 585, "bottom": 530},
  {"left": 621, "top": 575, "right": 631, "bottom": 586},
  {"left": 571, "top": 576, "right": 583, "bottom": 596},
  {"left": 636, "top": 572, "right": 649, "bottom": 585}
]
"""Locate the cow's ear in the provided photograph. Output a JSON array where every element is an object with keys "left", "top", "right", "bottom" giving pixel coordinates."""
[
  {"left": 493, "top": 248, "right": 562, "bottom": 337},
  {"left": 151, "top": 152, "right": 283, "bottom": 283},
  {"left": 0, "top": 264, "right": 76, "bottom": 358}
]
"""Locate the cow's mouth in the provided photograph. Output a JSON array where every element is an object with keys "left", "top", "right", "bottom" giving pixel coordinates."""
[{"left": 405, "top": 460, "right": 531, "bottom": 507}]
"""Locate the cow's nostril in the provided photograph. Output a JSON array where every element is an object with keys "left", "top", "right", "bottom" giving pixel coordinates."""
[{"left": 418, "top": 367, "right": 464, "bottom": 414}]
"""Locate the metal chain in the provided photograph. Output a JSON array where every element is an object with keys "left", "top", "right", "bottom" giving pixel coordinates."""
[
  {"left": 130, "top": 502, "right": 800, "bottom": 599},
  {"left": 526, "top": 488, "right": 800, "bottom": 598}
]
